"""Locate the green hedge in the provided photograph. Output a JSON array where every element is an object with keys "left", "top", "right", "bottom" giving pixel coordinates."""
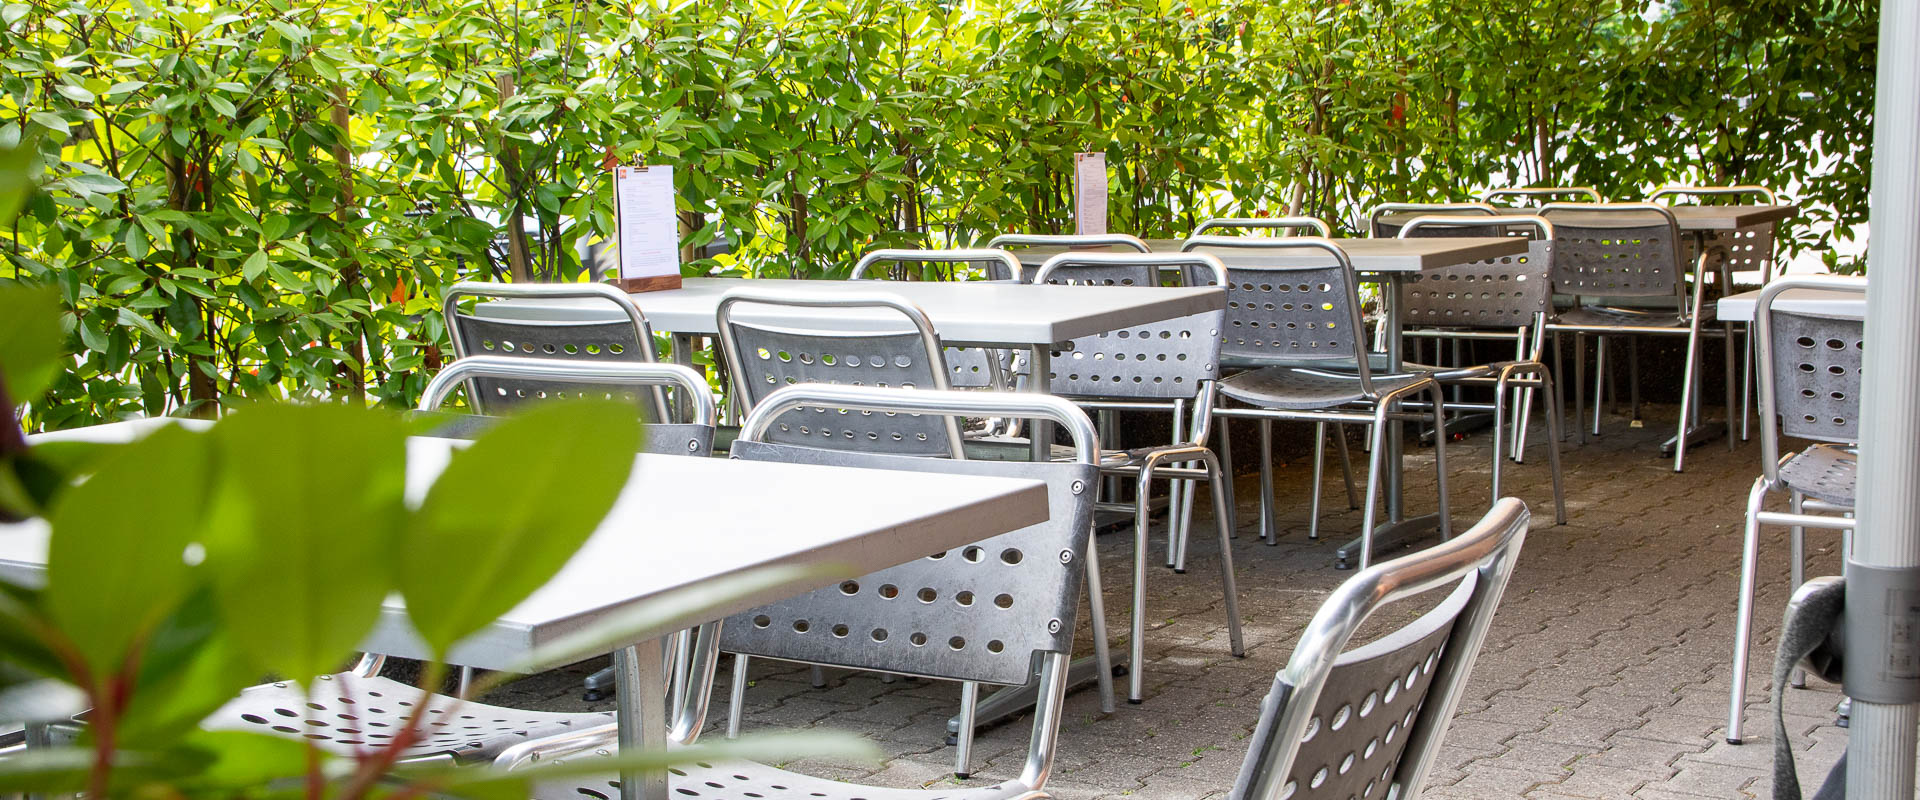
[{"left": 0, "top": 0, "right": 1876, "bottom": 427}]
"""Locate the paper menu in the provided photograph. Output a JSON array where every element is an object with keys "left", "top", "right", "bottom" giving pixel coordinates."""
[
  {"left": 614, "top": 165, "right": 679, "bottom": 282},
  {"left": 1073, "top": 152, "right": 1108, "bottom": 235}
]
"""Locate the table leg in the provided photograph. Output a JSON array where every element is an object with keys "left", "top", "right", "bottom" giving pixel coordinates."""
[
  {"left": 1333, "top": 273, "right": 1446, "bottom": 568},
  {"left": 1028, "top": 347, "right": 1053, "bottom": 462},
  {"left": 614, "top": 639, "right": 670, "bottom": 800}
]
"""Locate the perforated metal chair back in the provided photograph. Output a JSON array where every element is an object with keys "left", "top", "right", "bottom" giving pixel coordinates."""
[
  {"left": 1191, "top": 217, "right": 1332, "bottom": 238},
  {"left": 1479, "top": 186, "right": 1605, "bottom": 207},
  {"left": 1230, "top": 499, "right": 1531, "bottom": 800},
  {"left": 1033, "top": 252, "right": 1228, "bottom": 400},
  {"left": 852, "top": 247, "right": 1026, "bottom": 283},
  {"left": 1651, "top": 186, "right": 1783, "bottom": 282},
  {"left": 1538, "top": 203, "right": 1685, "bottom": 299},
  {"left": 1755, "top": 276, "right": 1867, "bottom": 465},
  {"left": 418, "top": 356, "right": 717, "bottom": 457},
  {"left": 1367, "top": 203, "right": 1500, "bottom": 239},
  {"left": 1179, "top": 236, "right": 1374, "bottom": 385},
  {"left": 987, "top": 233, "right": 1151, "bottom": 257},
  {"left": 723, "top": 386, "right": 1101, "bottom": 687},
  {"left": 442, "top": 281, "right": 662, "bottom": 416},
  {"left": 717, "top": 290, "right": 962, "bottom": 456},
  {"left": 1395, "top": 216, "right": 1554, "bottom": 330}
]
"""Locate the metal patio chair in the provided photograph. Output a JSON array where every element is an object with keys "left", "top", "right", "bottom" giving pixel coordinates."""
[
  {"left": 1387, "top": 215, "right": 1567, "bottom": 525},
  {"left": 714, "top": 299, "right": 1114, "bottom": 774},
  {"left": 1192, "top": 216, "right": 1333, "bottom": 239},
  {"left": 1180, "top": 236, "right": 1454, "bottom": 570},
  {"left": 203, "top": 358, "right": 719, "bottom": 765},
  {"left": 987, "top": 232, "right": 1152, "bottom": 258},
  {"left": 1538, "top": 202, "right": 1729, "bottom": 472},
  {"left": 1649, "top": 184, "right": 1785, "bottom": 442},
  {"left": 1725, "top": 274, "right": 1864, "bottom": 745},
  {"left": 1366, "top": 202, "right": 1501, "bottom": 239},
  {"left": 851, "top": 248, "right": 1023, "bottom": 397},
  {"left": 504, "top": 386, "right": 1108, "bottom": 798},
  {"left": 1032, "top": 250, "right": 1245, "bottom": 703},
  {"left": 1220, "top": 498, "right": 1531, "bottom": 800},
  {"left": 1480, "top": 186, "right": 1606, "bottom": 207},
  {"left": 442, "top": 280, "right": 669, "bottom": 420}
]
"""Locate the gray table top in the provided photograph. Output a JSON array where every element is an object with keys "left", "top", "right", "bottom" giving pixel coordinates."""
[
  {"left": 476, "top": 277, "right": 1225, "bottom": 347},
  {"left": 1717, "top": 286, "right": 1868, "bottom": 323},
  {"left": 1010, "top": 237, "right": 1529, "bottom": 272},
  {"left": 1378, "top": 204, "right": 1798, "bottom": 232},
  {"left": 0, "top": 419, "right": 1050, "bottom": 671}
]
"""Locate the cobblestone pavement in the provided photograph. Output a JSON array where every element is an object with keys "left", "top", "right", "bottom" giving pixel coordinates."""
[{"left": 486, "top": 403, "right": 1848, "bottom": 799}]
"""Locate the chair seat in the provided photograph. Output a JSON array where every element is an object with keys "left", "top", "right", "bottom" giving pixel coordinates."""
[
  {"left": 1218, "top": 367, "right": 1431, "bottom": 410},
  {"left": 537, "top": 756, "right": 1042, "bottom": 800},
  {"left": 203, "top": 673, "right": 610, "bottom": 764},
  {"left": 1777, "top": 444, "right": 1857, "bottom": 506},
  {"left": 963, "top": 437, "right": 1141, "bottom": 467},
  {"left": 1220, "top": 353, "right": 1393, "bottom": 373},
  {"left": 1551, "top": 305, "right": 1694, "bottom": 329}
]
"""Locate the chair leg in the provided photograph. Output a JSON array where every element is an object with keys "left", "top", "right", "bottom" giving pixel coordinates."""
[
  {"left": 1083, "top": 539, "right": 1116, "bottom": 713},
  {"left": 1540, "top": 370, "right": 1569, "bottom": 525},
  {"left": 1591, "top": 336, "right": 1606, "bottom": 436},
  {"left": 1259, "top": 419, "right": 1277, "bottom": 545},
  {"left": 1205, "top": 454, "right": 1245, "bottom": 658},
  {"left": 1174, "top": 477, "right": 1197, "bottom": 573},
  {"left": 1217, "top": 417, "right": 1236, "bottom": 538},
  {"left": 1430, "top": 386, "right": 1451, "bottom": 539},
  {"left": 1723, "top": 321, "right": 1739, "bottom": 450},
  {"left": 1491, "top": 377, "right": 1508, "bottom": 501},
  {"left": 727, "top": 654, "right": 749, "bottom": 738},
  {"left": 1629, "top": 338, "right": 1643, "bottom": 424},
  {"left": 1334, "top": 424, "right": 1359, "bottom": 509},
  {"left": 953, "top": 681, "right": 977, "bottom": 778},
  {"left": 1573, "top": 333, "right": 1588, "bottom": 445},
  {"left": 810, "top": 665, "right": 827, "bottom": 688},
  {"left": 1355, "top": 408, "right": 1392, "bottom": 571},
  {"left": 1741, "top": 328, "right": 1754, "bottom": 441},
  {"left": 1727, "top": 477, "right": 1770, "bottom": 744},
  {"left": 1309, "top": 421, "right": 1327, "bottom": 541},
  {"left": 1675, "top": 320, "right": 1705, "bottom": 474},
  {"left": 1790, "top": 491, "right": 1807, "bottom": 689},
  {"left": 1129, "top": 482, "right": 1153, "bottom": 704}
]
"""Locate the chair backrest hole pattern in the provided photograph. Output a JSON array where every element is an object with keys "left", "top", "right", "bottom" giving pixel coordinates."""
[
  {"left": 1184, "top": 263, "right": 1363, "bottom": 362},
  {"left": 1397, "top": 240, "right": 1553, "bottom": 328},
  {"left": 1771, "top": 311, "right": 1864, "bottom": 443},
  {"left": 1269, "top": 620, "right": 1456, "bottom": 799},
  {"left": 1547, "top": 223, "right": 1680, "bottom": 297},
  {"left": 720, "top": 442, "right": 1099, "bottom": 685},
  {"left": 728, "top": 322, "right": 952, "bottom": 456},
  {"left": 451, "top": 314, "right": 656, "bottom": 416}
]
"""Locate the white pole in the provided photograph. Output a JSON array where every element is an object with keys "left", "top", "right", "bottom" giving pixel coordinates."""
[{"left": 1848, "top": 2, "right": 1920, "bottom": 796}]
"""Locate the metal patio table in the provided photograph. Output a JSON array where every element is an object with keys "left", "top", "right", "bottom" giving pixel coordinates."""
[
  {"left": 1718, "top": 285, "right": 1868, "bottom": 323},
  {"left": 475, "top": 277, "right": 1225, "bottom": 463},
  {"left": 0, "top": 418, "right": 1050, "bottom": 800},
  {"left": 1014, "top": 236, "right": 1533, "bottom": 566}
]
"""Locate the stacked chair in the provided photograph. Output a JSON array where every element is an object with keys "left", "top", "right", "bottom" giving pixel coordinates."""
[{"left": 1179, "top": 235, "right": 1456, "bottom": 570}]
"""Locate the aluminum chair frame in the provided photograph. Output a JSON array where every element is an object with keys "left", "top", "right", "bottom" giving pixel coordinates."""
[
  {"left": 987, "top": 233, "right": 1151, "bottom": 255},
  {"left": 1365, "top": 202, "right": 1500, "bottom": 239},
  {"left": 442, "top": 280, "right": 668, "bottom": 418},
  {"left": 1725, "top": 275, "right": 1863, "bottom": 745},
  {"left": 1649, "top": 184, "right": 1785, "bottom": 443},
  {"left": 715, "top": 289, "right": 966, "bottom": 456},
  {"left": 1179, "top": 236, "right": 1454, "bottom": 570},
  {"left": 1192, "top": 216, "right": 1333, "bottom": 238},
  {"left": 1227, "top": 498, "right": 1531, "bottom": 800},
  {"left": 502, "top": 386, "right": 1110, "bottom": 800},
  {"left": 1387, "top": 215, "right": 1567, "bottom": 526},
  {"left": 1537, "top": 202, "right": 1730, "bottom": 472},
  {"left": 852, "top": 247, "right": 1027, "bottom": 283},
  {"left": 1033, "top": 251, "right": 1245, "bottom": 703},
  {"left": 1479, "top": 186, "right": 1606, "bottom": 206}
]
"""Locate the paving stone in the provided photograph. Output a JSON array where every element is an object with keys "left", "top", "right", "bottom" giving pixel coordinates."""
[{"left": 482, "top": 412, "right": 1846, "bottom": 798}]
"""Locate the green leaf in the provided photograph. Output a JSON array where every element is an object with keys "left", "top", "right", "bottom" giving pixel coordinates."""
[
  {"left": 44, "top": 424, "right": 211, "bottom": 686},
  {"left": 241, "top": 249, "right": 269, "bottom": 281},
  {"left": 399, "top": 399, "right": 641, "bottom": 655},
  {"left": 54, "top": 84, "right": 94, "bottom": 104},
  {"left": 0, "top": 286, "right": 65, "bottom": 409},
  {"left": 203, "top": 403, "right": 407, "bottom": 681}
]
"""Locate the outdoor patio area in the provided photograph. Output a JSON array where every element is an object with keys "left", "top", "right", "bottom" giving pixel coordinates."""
[{"left": 482, "top": 406, "right": 1848, "bottom": 800}]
